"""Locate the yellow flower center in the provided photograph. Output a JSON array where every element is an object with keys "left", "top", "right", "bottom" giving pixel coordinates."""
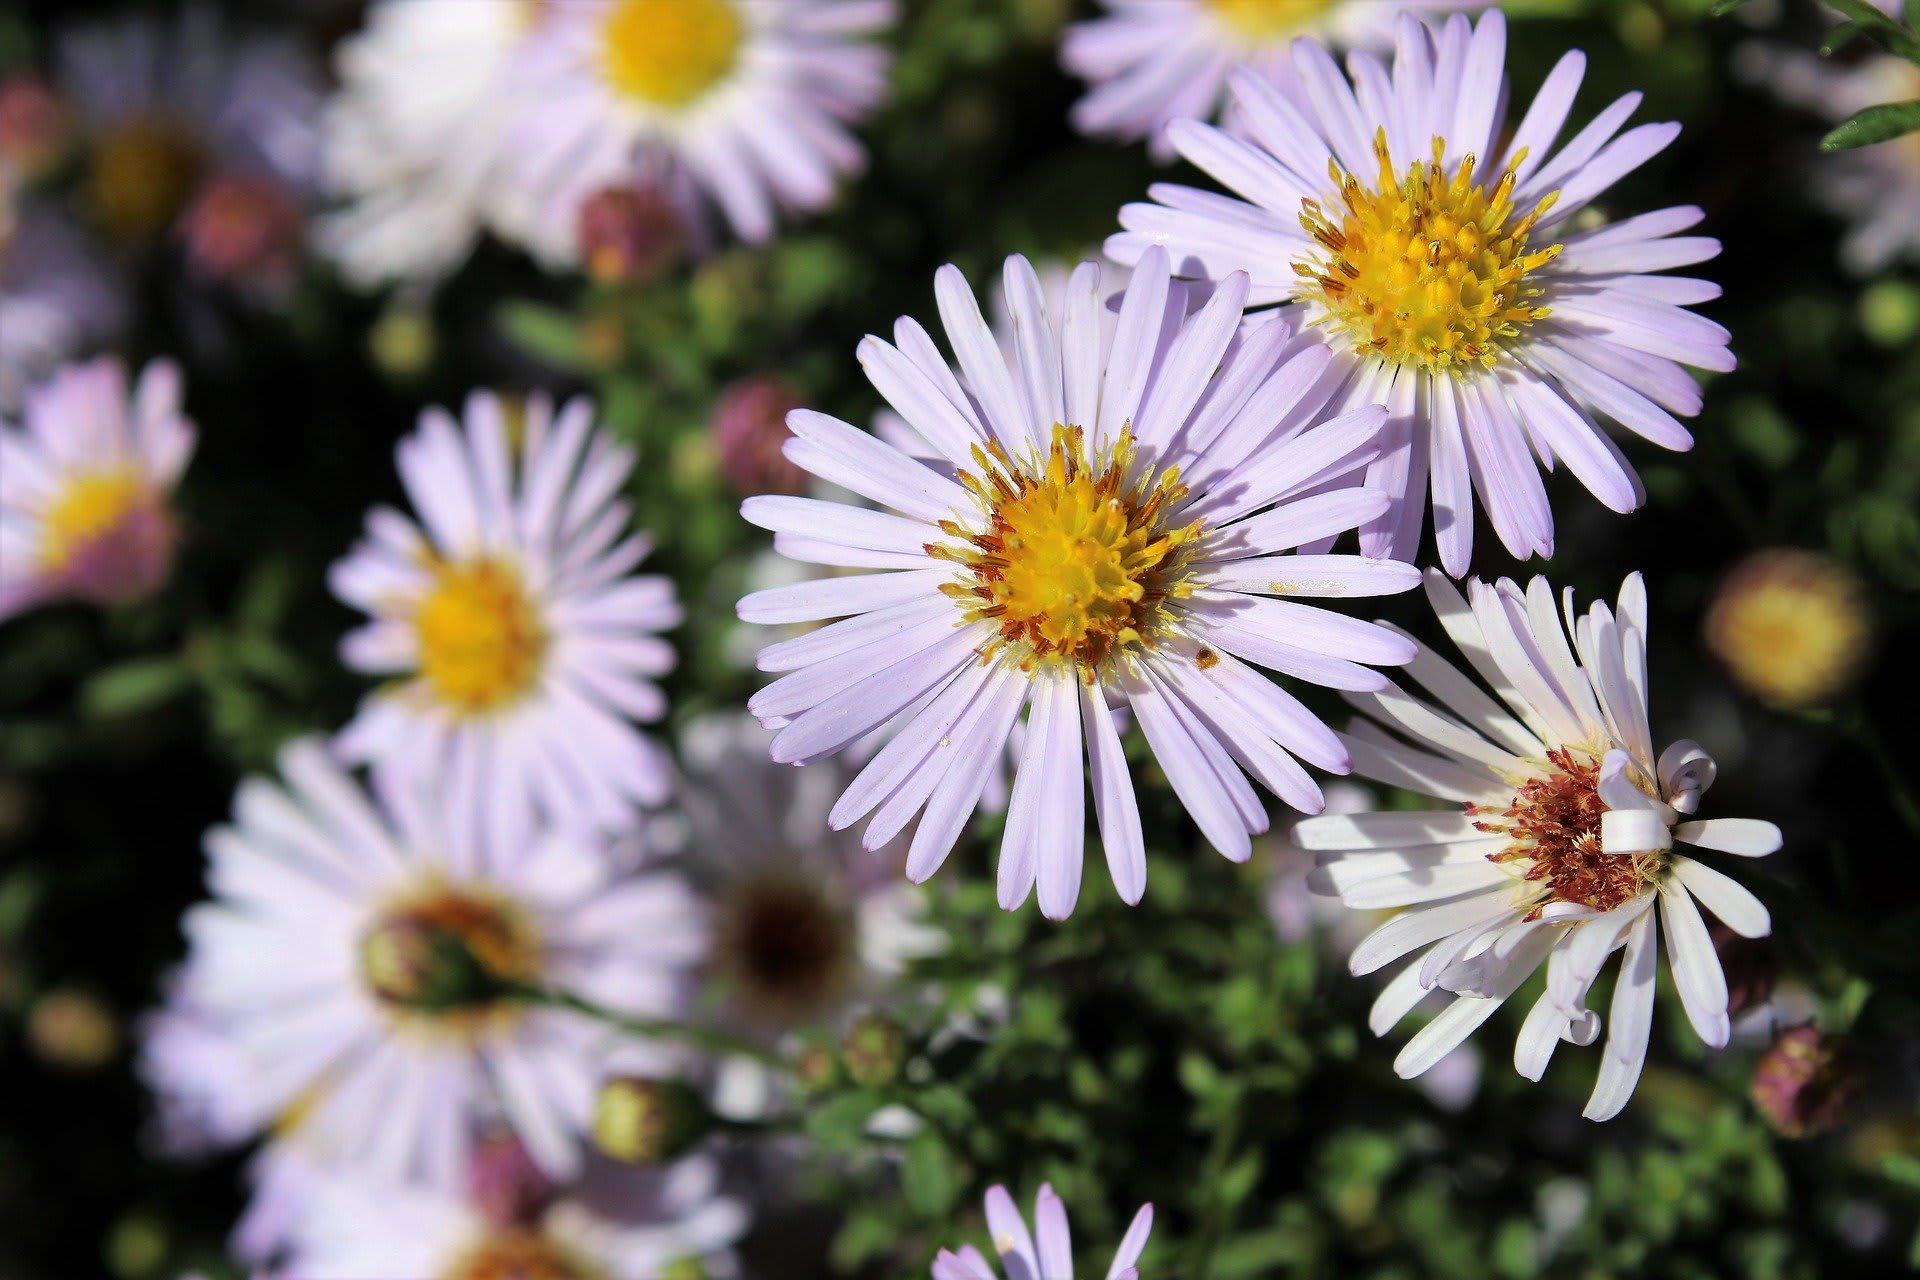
[
  {"left": 1472, "top": 746, "right": 1666, "bottom": 917},
  {"left": 1206, "top": 0, "right": 1340, "bottom": 40},
  {"left": 360, "top": 880, "right": 544, "bottom": 1035},
  {"left": 86, "top": 116, "right": 204, "bottom": 241},
  {"left": 444, "top": 1230, "right": 597, "bottom": 1280},
  {"left": 415, "top": 558, "right": 547, "bottom": 714},
  {"left": 933, "top": 426, "right": 1203, "bottom": 673},
  {"left": 39, "top": 470, "right": 148, "bottom": 572},
  {"left": 600, "top": 0, "right": 744, "bottom": 108},
  {"left": 1297, "top": 131, "right": 1563, "bottom": 376},
  {"left": 1703, "top": 551, "right": 1870, "bottom": 708}
]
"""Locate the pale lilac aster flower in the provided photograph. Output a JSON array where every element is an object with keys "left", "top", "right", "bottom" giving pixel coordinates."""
[
  {"left": 281, "top": 1161, "right": 747, "bottom": 1280},
  {"left": 1110, "top": 11, "right": 1734, "bottom": 574},
  {"left": 316, "top": 0, "right": 547, "bottom": 289},
  {"left": 1296, "top": 571, "right": 1782, "bottom": 1120},
  {"left": 330, "top": 391, "right": 678, "bottom": 836},
  {"left": 496, "top": 0, "right": 894, "bottom": 260},
  {"left": 1734, "top": 9, "right": 1920, "bottom": 273},
  {"left": 57, "top": 8, "right": 320, "bottom": 245},
  {"left": 737, "top": 248, "right": 1421, "bottom": 918},
  {"left": 0, "top": 357, "right": 192, "bottom": 620},
  {"left": 0, "top": 198, "right": 125, "bottom": 413},
  {"left": 161, "top": 737, "right": 708, "bottom": 1192},
  {"left": 935, "top": 1184, "right": 1153, "bottom": 1280},
  {"left": 1064, "top": 0, "right": 1476, "bottom": 161}
]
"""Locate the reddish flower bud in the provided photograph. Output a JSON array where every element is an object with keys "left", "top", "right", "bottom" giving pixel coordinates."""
[
  {"left": 712, "top": 376, "right": 806, "bottom": 497},
  {"left": 0, "top": 73, "right": 70, "bottom": 177},
  {"left": 1752, "top": 1026, "right": 1856, "bottom": 1138},
  {"left": 1711, "top": 921, "right": 1776, "bottom": 1021},
  {"left": 576, "top": 184, "right": 686, "bottom": 286},
  {"left": 178, "top": 173, "right": 303, "bottom": 292}
]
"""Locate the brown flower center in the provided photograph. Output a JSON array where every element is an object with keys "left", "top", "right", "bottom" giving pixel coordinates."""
[{"left": 1470, "top": 747, "right": 1664, "bottom": 917}]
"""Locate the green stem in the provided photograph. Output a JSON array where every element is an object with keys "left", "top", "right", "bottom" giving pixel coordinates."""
[
  {"left": 1187, "top": 1098, "right": 1247, "bottom": 1280},
  {"left": 513, "top": 983, "right": 788, "bottom": 1067},
  {"left": 1846, "top": 708, "right": 1920, "bottom": 838}
]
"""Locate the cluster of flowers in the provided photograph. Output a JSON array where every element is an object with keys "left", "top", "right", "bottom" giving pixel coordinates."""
[{"left": 6, "top": 0, "right": 1901, "bottom": 1273}]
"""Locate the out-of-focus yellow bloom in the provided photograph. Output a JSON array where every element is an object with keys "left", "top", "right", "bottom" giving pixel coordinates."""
[{"left": 1704, "top": 549, "right": 1871, "bottom": 708}]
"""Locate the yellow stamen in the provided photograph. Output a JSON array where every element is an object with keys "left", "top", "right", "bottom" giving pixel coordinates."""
[
  {"left": 414, "top": 558, "right": 547, "bottom": 714},
  {"left": 932, "top": 426, "right": 1203, "bottom": 674},
  {"left": 600, "top": 0, "right": 743, "bottom": 108},
  {"left": 86, "top": 117, "right": 204, "bottom": 240},
  {"left": 1206, "top": 0, "right": 1340, "bottom": 40},
  {"left": 38, "top": 470, "right": 148, "bottom": 572},
  {"left": 443, "top": 1230, "right": 596, "bottom": 1280},
  {"left": 1296, "top": 130, "right": 1562, "bottom": 377}
]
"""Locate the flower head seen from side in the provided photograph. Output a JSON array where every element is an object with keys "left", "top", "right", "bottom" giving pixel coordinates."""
[
  {"left": 0, "top": 357, "right": 193, "bottom": 620},
  {"left": 673, "top": 713, "right": 944, "bottom": 1031},
  {"left": 281, "top": 1160, "right": 746, "bottom": 1280},
  {"left": 1109, "top": 10, "right": 1733, "bottom": 574},
  {"left": 316, "top": 0, "right": 547, "bottom": 289},
  {"left": 497, "top": 0, "right": 894, "bottom": 263},
  {"left": 934, "top": 1184, "right": 1153, "bottom": 1280},
  {"left": 1296, "top": 571, "right": 1782, "bottom": 1120},
  {"left": 1063, "top": 0, "right": 1475, "bottom": 160},
  {"left": 330, "top": 391, "right": 679, "bottom": 835},
  {"left": 738, "top": 248, "right": 1422, "bottom": 919},
  {"left": 163, "top": 737, "right": 708, "bottom": 1192}
]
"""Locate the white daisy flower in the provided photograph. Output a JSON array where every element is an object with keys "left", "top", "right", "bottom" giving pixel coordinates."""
[
  {"left": 164, "top": 736, "right": 708, "bottom": 1189},
  {"left": 1296, "top": 571, "right": 1782, "bottom": 1120},
  {"left": 737, "top": 248, "right": 1422, "bottom": 919},
  {"left": 0, "top": 356, "right": 193, "bottom": 620},
  {"left": 1109, "top": 10, "right": 1734, "bottom": 574},
  {"left": 282, "top": 1161, "right": 747, "bottom": 1280},
  {"left": 672, "top": 712, "right": 944, "bottom": 1031},
  {"left": 935, "top": 1184, "right": 1153, "bottom": 1280},
  {"left": 330, "top": 391, "right": 679, "bottom": 836},
  {"left": 1063, "top": 0, "right": 1475, "bottom": 160},
  {"left": 496, "top": 0, "right": 895, "bottom": 262},
  {"left": 316, "top": 0, "right": 546, "bottom": 289}
]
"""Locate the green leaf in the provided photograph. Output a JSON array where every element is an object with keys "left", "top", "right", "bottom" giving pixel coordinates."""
[
  {"left": 1708, "top": 0, "right": 1753, "bottom": 14},
  {"left": 1821, "top": 100, "right": 1920, "bottom": 151},
  {"left": 496, "top": 301, "right": 592, "bottom": 371},
  {"left": 901, "top": 1130, "right": 961, "bottom": 1218},
  {"left": 81, "top": 658, "right": 193, "bottom": 719}
]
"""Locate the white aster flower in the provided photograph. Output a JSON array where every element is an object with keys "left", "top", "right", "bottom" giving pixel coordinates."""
[
  {"left": 1110, "top": 10, "right": 1734, "bottom": 574},
  {"left": 738, "top": 248, "right": 1422, "bottom": 918},
  {"left": 1063, "top": 0, "right": 1474, "bottom": 160},
  {"left": 316, "top": 0, "right": 546, "bottom": 289},
  {"left": 1296, "top": 571, "right": 1782, "bottom": 1120},
  {"left": 330, "top": 391, "right": 678, "bottom": 836},
  {"left": 935, "top": 1184, "right": 1153, "bottom": 1280},
  {"left": 496, "top": 0, "right": 895, "bottom": 263},
  {"left": 164, "top": 737, "right": 707, "bottom": 1189},
  {"left": 282, "top": 1161, "right": 746, "bottom": 1280},
  {"left": 0, "top": 356, "right": 193, "bottom": 620},
  {"left": 674, "top": 712, "right": 944, "bottom": 1030}
]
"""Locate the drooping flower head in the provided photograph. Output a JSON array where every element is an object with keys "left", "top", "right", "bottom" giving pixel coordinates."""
[
  {"left": 934, "top": 1184, "right": 1153, "bottom": 1280},
  {"left": 1110, "top": 11, "right": 1733, "bottom": 574},
  {"left": 1063, "top": 0, "right": 1476, "bottom": 159},
  {"left": 497, "top": 0, "right": 895, "bottom": 262},
  {"left": 0, "top": 357, "right": 193, "bottom": 620},
  {"left": 330, "top": 391, "right": 679, "bottom": 836},
  {"left": 738, "top": 249, "right": 1422, "bottom": 918},
  {"left": 157, "top": 738, "right": 708, "bottom": 1194},
  {"left": 1297, "top": 572, "right": 1782, "bottom": 1120}
]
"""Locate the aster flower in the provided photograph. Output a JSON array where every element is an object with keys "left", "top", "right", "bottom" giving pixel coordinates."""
[
  {"left": 1297, "top": 571, "right": 1782, "bottom": 1120},
  {"left": 738, "top": 248, "right": 1421, "bottom": 918},
  {"left": 1109, "top": 10, "right": 1734, "bottom": 574},
  {"left": 330, "top": 391, "right": 678, "bottom": 835},
  {"left": 672, "top": 713, "right": 943, "bottom": 1031},
  {"left": 1063, "top": 0, "right": 1474, "bottom": 160},
  {"left": 0, "top": 198, "right": 125, "bottom": 413},
  {"left": 316, "top": 0, "right": 547, "bottom": 289},
  {"left": 934, "top": 1184, "right": 1153, "bottom": 1280},
  {"left": 1733, "top": 4, "right": 1920, "bottom": 273},
  {"left": 496, "top": 0, "right": 894, "bottom": 260},
  {"left": 160, "top": 736, "right": 708, "bottom": 1193},
  {"left": 282, "top": 1161, "right": 746, "bottom": 1280},
  {"left": 1703, "top": 548, "right": 1871, "bottom": 708},
  {"left": 0, "top": 357, "right": 192, "bottom": 620},
  {"left": 57, "top": 8, "right": 320, "bottom": 246}
]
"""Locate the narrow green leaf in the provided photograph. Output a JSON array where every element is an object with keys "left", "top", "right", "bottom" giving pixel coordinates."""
[
  {"left": 1821, "top": 100, "right": 1920, "bottom": 151},
  {"left": 1708, "top": 0, "right": 1753, "bottom": 14},
  {"left": 496, "top": 301, "right": 592, "bottom": 371},
  {"left": 901, "top": 1130, "right": 961, "bottom": 1217},
  {"left": 81, "top": 657, "right": 194, "bottom": 719}
]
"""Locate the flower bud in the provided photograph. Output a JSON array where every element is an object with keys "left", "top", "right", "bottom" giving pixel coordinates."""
[
  {"left": 593, "top": 1077, "right": 713, "bottom": 1164},
  {"left": 359, "top": 912, "right": 518, "bottom": 1014},
  {"left": 1704, "top": 550, "right": 1871, "bottom": 708},
  {"left": 793, "top": 1041, "right": 841, "bottom": 1092},
  {"left": 843, "top": 1013, "right": 905, "bottom": 1087},
  {"left": 178, "top": 172, "right": 303, "bottom": 292},
  {"left": 468, "top": 1128, "right": 556, "bottom": 1228},
  {"left": 577, "top": 183, "right": 686, "bottom": 286},
  {"left": 29, "top": 986, "right": 120, "bottom": 1070},
  {"left": 1711, "top": 921, "right": 1776, "bottom": 1021},
  {"left": 370, "top": 302, "right": 437, "bottom": 380},
  {"left": 712, "top": 376, "right": 806, "bottom": 497},
  {"left": 0, "top": 73, "right": 70, "bottom": 178},
  {"left": 1752, "top": 1026, "right": 1856, "bottom": 1138}
]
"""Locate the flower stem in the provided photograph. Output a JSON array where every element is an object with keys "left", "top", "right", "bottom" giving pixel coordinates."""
[{"left": 511, "top": 983, "right": 787, "bottom": 1067}]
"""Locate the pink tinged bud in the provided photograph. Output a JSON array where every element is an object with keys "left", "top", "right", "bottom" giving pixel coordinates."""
[
  {"left": 178, "top": 173, "right": 303, "bottom": 291},
  {"left": 467, "top": 1128, "right": 556, "bottom": 1228},
  {"left": 1710, "top": 921, "right": 1776, "bottom": 1021},
  {"left": 576, "top": 184, "right": 686, "bottom": 286},
  {"left": 0, "top": 73, "right": 70, "bottom": 177},
  {"left": 712, "top": 376, "right": 807, "bottom": 497},
  {"left": 1752, "top": 1026, "right": 1856, "bottom": 1138}
]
